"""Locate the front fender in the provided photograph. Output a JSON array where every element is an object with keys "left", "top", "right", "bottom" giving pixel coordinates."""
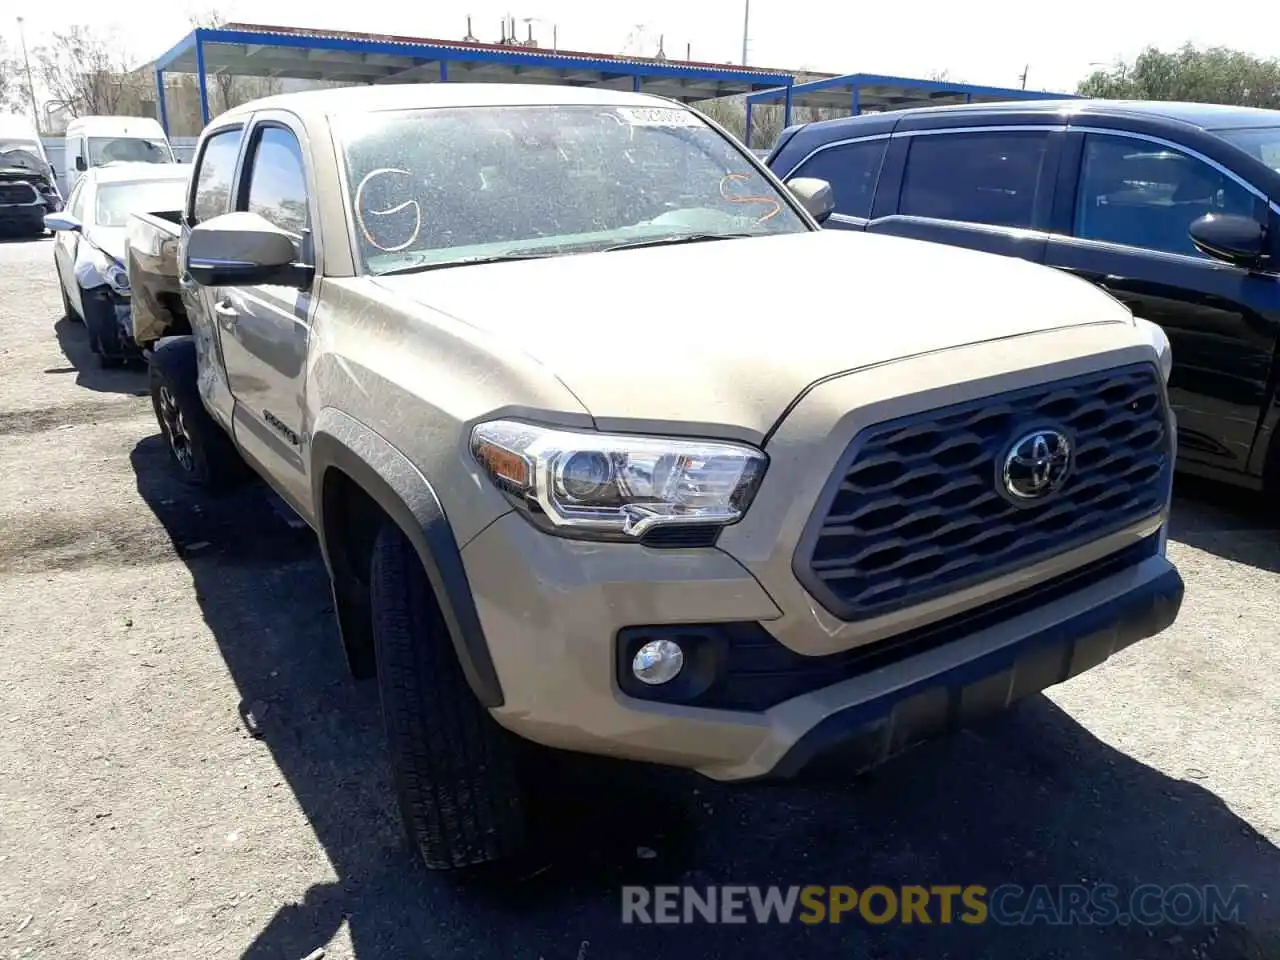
[{"left": 310, "top": 408, "right": 505, "bottom": 707}]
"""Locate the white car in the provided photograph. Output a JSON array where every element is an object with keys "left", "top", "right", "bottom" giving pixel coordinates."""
[{"left": 45, "top": 163, "right": 190, "bottom": 367}]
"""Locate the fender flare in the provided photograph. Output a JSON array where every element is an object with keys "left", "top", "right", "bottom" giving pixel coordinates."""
[{"left": 310, "top": 410, "right": 505, "bottom": 708}]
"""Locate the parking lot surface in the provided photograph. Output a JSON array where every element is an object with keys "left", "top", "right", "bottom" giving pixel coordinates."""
[{"left": 0, "top": 234, "right": 1278, "bottom": 959}]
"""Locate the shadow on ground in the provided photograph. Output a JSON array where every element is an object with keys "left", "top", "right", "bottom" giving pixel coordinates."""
[
  {"left": 1169, "top": 475, "right": 1280, "bottom": 573},
  {"left": 53, "top": 315, "right": 148, "bottom": 397},
  {"left": 129, "top": 435, "right": 1280, "bottom": 960}
]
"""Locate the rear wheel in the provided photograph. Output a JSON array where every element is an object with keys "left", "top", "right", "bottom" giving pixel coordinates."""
[
  {"left": 370, "top": 523, "right": 528, "bottom": 870},
  {"left": 148, "top": 338, "right": 245, "bottom": 489}
]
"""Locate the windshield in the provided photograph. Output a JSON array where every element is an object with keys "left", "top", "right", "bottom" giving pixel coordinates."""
[
  {"left": 94, "top": 179, "right": 189, "bottom": 227},
  {"left": 334, "top": 103, "right": 809, "bottom": 275},
  {"left": 1217, "top": 126, "right": 1280, "bottom": 174},
  {"left": 87, "top": 137, "right": 174, "bottom": 166},
  {"left": 0, "top": 139, "right": 46, "bottom": 173}
]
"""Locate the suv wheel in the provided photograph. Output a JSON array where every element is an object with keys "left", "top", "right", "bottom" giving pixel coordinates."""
[
  {"left": 148, "top": 339, "right": 244, "bottom": 489},
  {"left": 369, "top": 522, "right": 528, "bottom": 870}
]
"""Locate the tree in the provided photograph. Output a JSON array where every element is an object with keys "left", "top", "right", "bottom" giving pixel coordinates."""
[
  {"left": 32, "top": 25, "right": 144, "bottom": 117},
  {"left": 1077, "top": 44, "right": 1280, "bottom": 109},
  {"left": 0, "top": 38, "right": 30, "bottom": 114}
]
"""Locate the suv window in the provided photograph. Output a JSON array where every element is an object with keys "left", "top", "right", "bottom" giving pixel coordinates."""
[
  {"left": 190, "top": 127, "right": 242, "bottom": 225},
  {"left": 899, "top": 130, "right": 1049, "bottom": 229},
  {"left": 790, "top": 139, "right": 886, "bottom": 219},
  {"left": 242, "top": 126, "right": 309, "bottom": 237},
  {"left": 1074, "top": 133, "right": 1259, "bottom": 258}
]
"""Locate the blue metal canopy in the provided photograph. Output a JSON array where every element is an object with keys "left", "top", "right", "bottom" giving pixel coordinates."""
[
  {"left": 743, "top": 71, "right": 1080, "bottom": 146},
  {"left": 148, "top": 23, "right": 796, "bottom": 135}
]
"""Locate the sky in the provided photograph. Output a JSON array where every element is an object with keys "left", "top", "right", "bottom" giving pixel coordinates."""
[{"left": 4, "top": 0, "right": 1280, "bottom": 96}]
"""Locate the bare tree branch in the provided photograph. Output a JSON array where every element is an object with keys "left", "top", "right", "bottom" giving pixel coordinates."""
[{"left": 32, "top": 26, "right": 142, "bottom": 118}]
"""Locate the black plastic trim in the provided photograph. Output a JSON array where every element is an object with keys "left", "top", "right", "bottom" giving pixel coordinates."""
[
  {"left": 617, "top": 532, "right": 1161, "bottom": 712},
  {"left": 310, "top": 413, "right": 504, "bottom": 708},
  {"left": 756, "top": 558, "right": 1184, "bottom": 781}
]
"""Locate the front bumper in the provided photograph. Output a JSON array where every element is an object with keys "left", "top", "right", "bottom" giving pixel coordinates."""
[
  {"left": 464, "top": 508, "right": 1180, "bottom": 780},
  {"left": 0, "top": 203, "right": 47, "bottom": 234},
  {"left": 461, "top": 328, "right": 1183, "bottom": 780}
]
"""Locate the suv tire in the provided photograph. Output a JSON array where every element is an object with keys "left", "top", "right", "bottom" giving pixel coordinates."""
[
  {"left": 148, "top": 337, "right": 245, "bottom": 489},
  {"left": 369, "top": 522, "right": 528, "bottom": 870}
]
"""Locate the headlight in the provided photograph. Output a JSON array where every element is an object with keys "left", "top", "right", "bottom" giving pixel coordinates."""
[
  {"left": 89, "top": 247, "right": 130, "bottom": 296},
  {"left": 1134, "top": 317, "right": 1171, "bottom": 385},
  {"left": 470, "top": 419, "right": 768, "bottom": 540}
]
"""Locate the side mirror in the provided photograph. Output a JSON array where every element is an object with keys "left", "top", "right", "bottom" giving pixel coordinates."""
[
  {"left": 1188, "top": 213, "right": 1267, "bottom": 269},
  {"left": 184, "top": 211, "right": 312, "bottom": 288},
  {"left": 44, "top": 212, "right": 82, "bottom": 233},
  {"left": 785, "top": 177, "right": 835, "bottom": 224},
  {"left": 74, "top": 156, "right": 87, "bottom": 172}
]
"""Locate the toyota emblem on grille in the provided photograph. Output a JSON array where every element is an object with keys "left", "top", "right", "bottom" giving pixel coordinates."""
[{"left": 1001, "top": 429, "right": 1073, "bottom": 501}]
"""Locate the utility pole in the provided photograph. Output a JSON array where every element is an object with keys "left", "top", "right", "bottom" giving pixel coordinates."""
[
  {"left": 16, "top": 17, "right": 41, "bottom": 132},
  {"left": 741, "top": 0, "right": 751, "bottom": 65},
  {"left": 1019, "top": 64, "right": 1029, "bottom": 89}
]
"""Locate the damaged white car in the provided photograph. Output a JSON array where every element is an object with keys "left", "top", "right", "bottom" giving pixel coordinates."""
[{"left": 45, "top": 162, "right": 190, "bottom": 367}]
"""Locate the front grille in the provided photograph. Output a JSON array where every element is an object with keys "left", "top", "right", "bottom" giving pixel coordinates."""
[
  {"left": 795, "top": 363, "right": 1171, "bottom": 622},
  {"left": 0, "top": 182, "right": 38, "bottom": 204}
]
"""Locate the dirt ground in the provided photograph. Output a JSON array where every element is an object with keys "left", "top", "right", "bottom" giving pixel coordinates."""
[{"left": 0, "top": 234, "right": 1278, "bottom": 960}]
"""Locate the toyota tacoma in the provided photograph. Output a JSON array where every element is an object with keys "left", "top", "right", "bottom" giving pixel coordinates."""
[{"left": 126, "top": 84, "right": 1184, "bottom": 871}]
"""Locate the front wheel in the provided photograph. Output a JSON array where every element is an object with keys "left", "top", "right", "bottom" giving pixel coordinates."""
[
  {"left": 148, "top": 339, "right": 245, "bottom": 489},
  {"left": 370, "top": 523, "right": 528, "bottom": 870}
]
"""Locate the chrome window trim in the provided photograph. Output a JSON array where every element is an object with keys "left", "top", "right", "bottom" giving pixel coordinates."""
[
  {"left": 778, "top": 133, "right": 891, "bottom": 181},
  {"left": 1069, "top": 125, "right": 1278, "bottom": 213},
  {"left": 892, "top": 124, "right": 1065, "bottom": 136}
]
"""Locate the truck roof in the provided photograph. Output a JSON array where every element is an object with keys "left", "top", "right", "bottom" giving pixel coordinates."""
[
  {"left": 65, "top": 116, "right": 168, "bottom": 138},
  {"left": 87, "top": 162, "right": 190, "bottom": 185},
  {"left": 219, "top": 82, "right": 696, "bottom": 122}
]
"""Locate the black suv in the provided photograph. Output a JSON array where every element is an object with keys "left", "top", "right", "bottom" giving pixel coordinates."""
[{"left": 766, "top": 99, "right": 1280, "bottom": 493}]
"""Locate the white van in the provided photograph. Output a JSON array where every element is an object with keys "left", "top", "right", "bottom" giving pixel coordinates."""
[{"left": 64, "top": 117, "right": 174, "bottom": 190}]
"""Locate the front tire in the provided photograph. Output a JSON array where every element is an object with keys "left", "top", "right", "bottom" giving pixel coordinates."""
[
  {"left": 370, "top": 523, "right": 528, "bottom": 870},
  {"left": 148, "top": 338, "right": 244, "bottom": 489}
]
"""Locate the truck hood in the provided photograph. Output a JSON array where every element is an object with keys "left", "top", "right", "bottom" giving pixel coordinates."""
[{"left": 373, "top": 230, "right": 1133, "bottom": 441}]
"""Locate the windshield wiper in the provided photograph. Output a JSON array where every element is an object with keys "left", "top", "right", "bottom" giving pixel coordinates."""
[
  {"left": 374, "top": 251, "right": 556, "bottom": 277},
  {"left": 601, "top": 232, "right": 757, "bottom": 253}
]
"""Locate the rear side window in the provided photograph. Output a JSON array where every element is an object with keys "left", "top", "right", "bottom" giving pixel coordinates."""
[
  {"left": 190, "top": 127, "right": 243, "bottom": 225},
  {"left": 241, "top": 125, "right": 310, "bottom": 237},
  {"left": 790, "top": 139, "right": 887, "bottom": 219},
  {"left": 1074, "top": 133, "right": 1260, "bottom": 258},
  {"left": 899, "top": 130, "right": 1050, "bottom": 229}
]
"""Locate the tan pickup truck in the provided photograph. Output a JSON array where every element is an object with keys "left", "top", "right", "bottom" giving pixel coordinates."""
[{"left": 125, "top": 82, "right": 1184, "bottom": 873}]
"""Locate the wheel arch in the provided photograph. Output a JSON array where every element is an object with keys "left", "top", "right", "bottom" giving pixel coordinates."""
[{"left": 310, "top": 410, "right": 505, "bottom": 708}]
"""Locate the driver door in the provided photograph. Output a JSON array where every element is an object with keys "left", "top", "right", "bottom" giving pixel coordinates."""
[{"left": 214, "top": 114, "right": 319, "bottom": 518}]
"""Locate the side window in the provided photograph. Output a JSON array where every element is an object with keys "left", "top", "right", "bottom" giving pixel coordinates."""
[
  {"left": 190, "top": 127, "right": 243, "bottom": 226},
  {"left": 1074, "top": 133, "right": 1260, "bottom": 258},
  {"left": 899, "top": 130, "right": 1050, "bottom": 229},
  {"left": 241, "top": 125, "right": 310, "bottom": 237},
  {"left": 790, "top": 139, "right": 887, "bottom": 219}
]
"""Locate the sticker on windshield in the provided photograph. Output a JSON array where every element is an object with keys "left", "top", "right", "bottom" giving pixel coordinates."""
[{"left": 614, "top": 107, "right": 703, "bottom": 128}]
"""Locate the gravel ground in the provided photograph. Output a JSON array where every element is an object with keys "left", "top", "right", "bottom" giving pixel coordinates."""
[{"left": 0, "top": 234, "right": 1277, "bottom": 960}]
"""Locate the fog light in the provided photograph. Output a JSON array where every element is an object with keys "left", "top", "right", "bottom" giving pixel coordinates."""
[{"left": 631, "top": 639, "right": 684, "bottom": 685}]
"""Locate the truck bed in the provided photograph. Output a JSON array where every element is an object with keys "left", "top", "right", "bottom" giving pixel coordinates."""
[{"left": 125, "top": 211, "right": 187, "bottom": 346}]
